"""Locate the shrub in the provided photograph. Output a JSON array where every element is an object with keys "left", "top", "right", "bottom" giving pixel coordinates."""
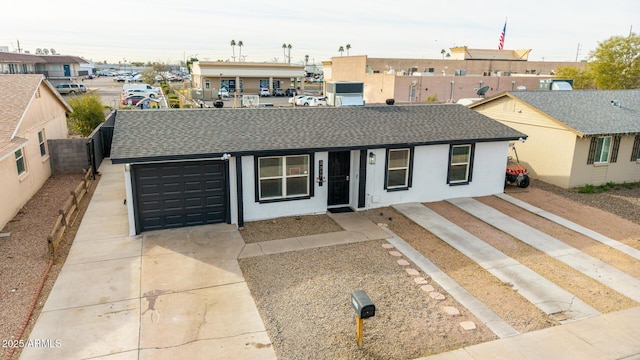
[
  {"left": 577, "top": 184, "right": 595, "bottom": 193},
  {"left": 66, "top": 93, "right": 106, "bottom": 137}
]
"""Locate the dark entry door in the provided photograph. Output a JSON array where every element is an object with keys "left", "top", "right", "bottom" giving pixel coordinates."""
[{"left": 328, "top": 151, "right": 350, "bottom": 206}]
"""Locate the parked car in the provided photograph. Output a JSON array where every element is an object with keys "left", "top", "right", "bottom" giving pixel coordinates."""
[
  {"left": 122, "top": 95, "right": 147, "bottom": 105},
  {"left": 308, "top": 96, "right": 327, "bottom": 107},
  {"left": 218, "top": 88, "right": 229, "bottom": 98},
  {"left": 297, "top": 96, "right": 318, "bottom": 106},
  {"left": 285, "top": 88, "right": 297, "bottom": 96},
  {"left": 260, "top": 88, "right": 270, "bottom": 97},
  {"left": 289, "top": 95, "right": 306, "bottom": 104},
  {"left": 125, "top": 88, "right": 159, "bottom": 98},
  {"left": 273, "top": 88, "right": 285, "bottom": 97},
  {"left": 55, "top": 83, "right": 83, "bottom": 95}
]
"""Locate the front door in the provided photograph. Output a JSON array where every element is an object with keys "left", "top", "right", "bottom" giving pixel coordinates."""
[
  {"left": 63, "top": 64, "right": 71, "bottom": 77},
  {"left": 328, "top": 151, "right": 350, "bottom": 206}
]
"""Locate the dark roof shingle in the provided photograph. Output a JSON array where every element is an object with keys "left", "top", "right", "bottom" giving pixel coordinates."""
[{"left": 111, "top": 104, "right": 526, "bottom": 163}]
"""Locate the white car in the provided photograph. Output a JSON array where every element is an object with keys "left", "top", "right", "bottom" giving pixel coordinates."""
[
  {"left": 289, "top": 95, "right": 306, "bottom": 105},
  {"left": 260, "top": 88, "right": 270, "bottom": 97},
  {"left": 308, "top": 96, "right": 327, "bottom": 107},
  {"left": 218, "top": 88, "right": 229, "bottom": 98},
  {"left": 125, "top": 88, "right": 159, "bottom": 98}
]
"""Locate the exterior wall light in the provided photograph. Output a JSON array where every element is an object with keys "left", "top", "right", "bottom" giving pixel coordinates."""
[{"left": 368, "top": 152, "right": 376, "bottom": 165}]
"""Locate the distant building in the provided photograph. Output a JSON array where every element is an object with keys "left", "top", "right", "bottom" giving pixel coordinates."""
[
  {"left": 323, "top": 48, "right": 586, "bottom": 105},
  {"left": 0, "top": 51, "right": 87, "bottom": 84}
]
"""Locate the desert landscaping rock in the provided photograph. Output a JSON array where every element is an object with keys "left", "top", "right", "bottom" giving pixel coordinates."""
[
  {"left": 389, "top": 250, "right": 403, "bottom": 257},
  {"left": 430, "top": 292, "right": 446, "bottom": 300},
  {"left": 443, "top": 306, "right": 461, "bottom": 316},
  {"left": 460, "top": 321, "right": 477, "bottom": 330},
  {"left": 405, "top": 268, "right": 420, "bottom": 276},
  {"left": 397, "top": 259, "right": 410, "bottom": 266},
  {"left": 382, "top": 243, "right": 394, "bottom": 249},
  {"left": 421, "top": 285, "right": 435, "bottom": 292}
]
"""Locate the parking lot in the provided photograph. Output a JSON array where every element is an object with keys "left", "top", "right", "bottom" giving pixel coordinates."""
[{"left": 85, "top": 76, "right": 320, "bottom": 109}]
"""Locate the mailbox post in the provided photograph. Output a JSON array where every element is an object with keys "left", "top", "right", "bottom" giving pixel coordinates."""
[{"left": 351, "top": 290, "right": 375, "bottom": 348}]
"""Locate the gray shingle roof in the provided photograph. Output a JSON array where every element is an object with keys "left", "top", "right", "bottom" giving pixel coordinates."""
[
  {"left": 509, "top": 90, "right": 640, "bottom": 136},
  {"left": 111, "top": 104, "right": 527, "bottom": 163}
]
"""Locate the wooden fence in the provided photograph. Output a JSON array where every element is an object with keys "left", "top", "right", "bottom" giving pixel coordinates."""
[{"left": 47, "top": 169, "right": 95, "bottom": 259}]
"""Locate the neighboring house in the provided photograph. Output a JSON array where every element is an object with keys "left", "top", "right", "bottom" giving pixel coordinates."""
[
  {"left": 110, "top": 105, "right": 526, "bottom": 235},
  {"left": 0, "top": 74, "right": 72, "bottom": 230},
  {"left": 469, "top": 90, "right": 640, "bottom": 188},
  {"left": 0, "top": 51, "right": 87, "bottom": 83},
  {"left": 323, "top": 51, "right": 586, "bottom": 105}
]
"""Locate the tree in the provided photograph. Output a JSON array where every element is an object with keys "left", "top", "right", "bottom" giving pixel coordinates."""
[
  {"left": 338, "top": 46, "right": 344, "bottom": 56},
  {"left": 282, "top": 43, "right": 287, "bottom": 63},
  {"left": 554, "top": 66, "right": 596, "bottom": 89},
  {"left": 588, "top": 32, "right": 640, "bottom": 89},
  {"left": 238, "top": 41, "right": 244, "bottom": 62},
  {"left": 141, "top": 68, "right": 158, "bottom": 85},
  {"left": 230, "top": 40, "right": 236, "bottom": 61},
  {"left": 304, "top": 54, "right": 309, "bottom": 66},
  {"left": 441, "top": 49, "right": 446, "bottom": 59},
  {"left": 66, "top": 93, "right": 106, "bottom": 137},
  {"left": 287, "top": 44, "right": 292, "bottom": 63},
  {"left": 346, "top": 44, "right": 351, "bottom": 56}
]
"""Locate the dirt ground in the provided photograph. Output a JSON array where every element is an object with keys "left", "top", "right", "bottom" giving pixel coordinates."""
[{"left": 0, "top": 173, "right": 97, "bottom": 360}]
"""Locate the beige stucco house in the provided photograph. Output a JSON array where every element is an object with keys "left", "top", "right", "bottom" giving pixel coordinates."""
[
  {"left": 469, "top": 90, "right": 640, "bottom": 188},
  {"left": 191, "top": 61, "right": 306, "bottom": 100},
  {"left": 323, "top": 50, "right": 585, "bottom": 105},
  {"left": 0, "top": 51, "right": 88, "bottom": 84},
  {"left": 0, "top": 74, "right": 72, "bottom": 230}
]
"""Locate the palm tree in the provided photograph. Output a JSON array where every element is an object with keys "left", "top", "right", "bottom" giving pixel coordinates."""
[
  {"left": 304, "top": 54, "right": 309, "bottom": 66},
  {"left": 338, "top": 46, "right": 345, "bottom": 56},
  {"left": 346, "top": 44, "right": 351, "bottom": 56},
  {"left": 231, "top": 40, "right": 236, "bottom": 61},
  {"left": 282, "top": 44, "right": 287, "bottom": 63},
  {"left": 287, "top": 44, "right": 292, "bottom": 63},
  {"left": 238, "top": 41, "right": 244, "bottom": 62},
  {"left": 440, "top": 48, "right": 446, "bottom": 59}
]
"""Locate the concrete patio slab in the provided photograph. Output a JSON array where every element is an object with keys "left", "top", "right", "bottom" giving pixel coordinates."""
[
  {"left": 141, "top": 252, "right": 243, "bottom": 293},
  {"left": 142, "top": 223, "right": 244, "bottom": 259},
  {"left": 65, "top": 235, "right": 142, "bottom": 265},
  {"left": 42, "top": 257, "right": 141, "bottom": 311},
  {"left": 20, "top": 299, "right": 139, "bottom": 360},
  {"left": 328, "top": 211, "right": 389, "bottom": 240},
  {"left": 139, "top": 332, "right": 276, "bottom": 360},
  {"left": 139, "top": 282, "right": 268, "bottom": 349}
]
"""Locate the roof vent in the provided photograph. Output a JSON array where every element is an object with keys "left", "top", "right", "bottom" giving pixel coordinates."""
[{"left": 610, "top": 100, "right": 621, "bottom": 107}]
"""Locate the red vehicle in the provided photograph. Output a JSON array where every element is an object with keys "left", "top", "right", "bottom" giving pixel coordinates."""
[
  {"left": 505, "top": 144, "right": 530, "bottom": 188},
  {"left": 122, "top": 95, "right": 146, "bottom": 105}
]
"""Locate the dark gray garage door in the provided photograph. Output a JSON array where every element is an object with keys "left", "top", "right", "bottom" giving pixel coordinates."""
[{"left": 133, "top": 160, "right": 228, "bottom": 232}]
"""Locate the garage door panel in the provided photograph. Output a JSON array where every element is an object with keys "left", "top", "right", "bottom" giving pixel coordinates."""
[{"left": 134, "top": 161, "right": 228, "bottom": 232}]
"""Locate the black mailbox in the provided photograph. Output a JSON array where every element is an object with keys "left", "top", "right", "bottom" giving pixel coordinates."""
[{"left": 351, "top": 290, "right": 375, "bottom": 319}]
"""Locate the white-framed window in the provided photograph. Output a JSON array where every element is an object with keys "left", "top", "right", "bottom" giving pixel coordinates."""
[
  {"left": 448, "top": 144, "right": 472, "bottom": 184},
  {"left": 15, "top": 148, "right": 26, "bottom": 175},
  {"left": 594, "top": 136, "right": 612, "bottom": 164},
  {"left": 38, "top": 130, "right": 47, "bottom": 157},
  {"left": 258, "top": 155, "right": 310, "bottom": 200},
  {"left": 386, "top": 148, "right": 410, "bottom": 189}
]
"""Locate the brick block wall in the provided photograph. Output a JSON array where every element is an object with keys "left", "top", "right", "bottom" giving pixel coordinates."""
[{"left": 48, "top": 138, "right": 89, "bottom": 174}]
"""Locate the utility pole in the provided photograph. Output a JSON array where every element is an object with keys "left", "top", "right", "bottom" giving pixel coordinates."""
[
  {"left": 15, "top": 39, "right": 22, "bottom": 53},
  {"left": 575, "top": 43, "right": 581, "bottom": 62}
]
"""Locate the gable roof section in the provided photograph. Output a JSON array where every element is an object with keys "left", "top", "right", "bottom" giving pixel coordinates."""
[
  {"left": 0, "top": 52, "right": 87, "bottom": 64},
  {"left": 111, "top": 104, "right": 526, "bottom": 164},
  {"left": 474, "top": 90, "right": 640, "bottom": 137},
  {"left": 0, "top": 74, "right": 72, "bottom": 158}
]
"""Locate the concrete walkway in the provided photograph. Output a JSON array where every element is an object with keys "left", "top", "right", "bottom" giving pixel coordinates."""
[
  {"left": 448, "top": 197, "right": 640, "bottom": 303},
  {"left": 393, "top": 202, "right": 600, "bottom": 323}
]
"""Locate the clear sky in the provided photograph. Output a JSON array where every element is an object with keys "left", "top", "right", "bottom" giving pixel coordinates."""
[{"left": 2, "top": 0, "right": 638, "bottom": 65}]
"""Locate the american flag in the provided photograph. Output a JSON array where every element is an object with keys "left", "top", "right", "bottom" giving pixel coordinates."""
[{"left": 498, "top": 20, "right": 506, "bottom": 50}]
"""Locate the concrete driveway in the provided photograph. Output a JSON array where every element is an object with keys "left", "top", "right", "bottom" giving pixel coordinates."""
[{"left": 20, "top": 160, "right": 276, "bottom": 360}]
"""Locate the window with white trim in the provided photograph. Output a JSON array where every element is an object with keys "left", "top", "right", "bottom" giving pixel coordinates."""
[
  {"left": 15, "top": 148, "right": 26, "bottom": 175},
  {"left": 386, "top": 148, "right": 410, "bottom": 189},
  {"left": 258, "top": 155, "right": 310, "bottom": 200},
  {"left": 38, "top": 130, "right": 47, "bottom": 157},
  {"left": 594, "top": 136, "right": 612, "bottom": 164},
  {"left": 448, "top": 144, "right": 472, "bottom": 183}
]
